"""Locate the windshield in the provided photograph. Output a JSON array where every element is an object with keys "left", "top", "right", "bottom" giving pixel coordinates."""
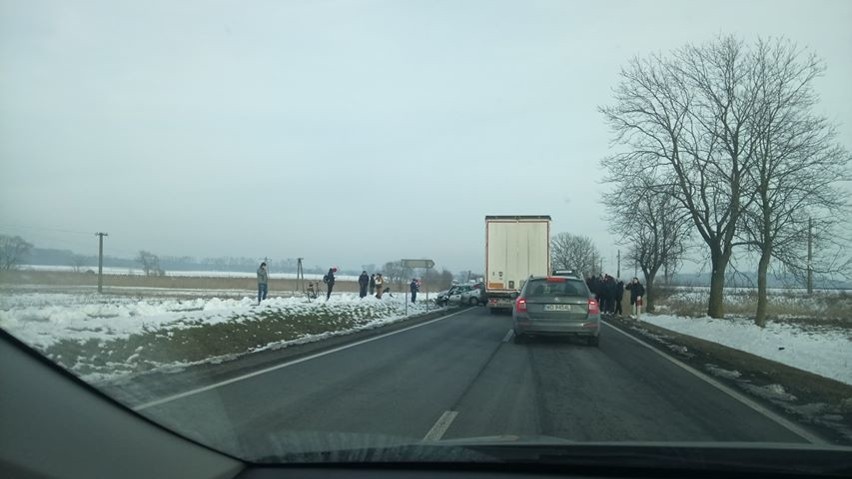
[
  {"left": 524, "top": 279, "right": 587, "bottom": 298},
  {"left": 1, "top": 0, "right": 851, "bottom": 468}
]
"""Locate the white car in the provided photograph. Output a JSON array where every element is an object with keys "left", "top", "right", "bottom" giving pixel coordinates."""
[{"left": 437, "top": 284, "right": 485, "bottom": 306}]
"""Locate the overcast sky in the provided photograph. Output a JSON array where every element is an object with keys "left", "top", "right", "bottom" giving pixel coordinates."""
[{"left": 1, "top": 0, "right": 850, "bottom": 273}]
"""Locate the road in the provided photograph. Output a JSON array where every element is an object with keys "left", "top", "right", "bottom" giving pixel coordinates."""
[{"left": 137, "top": 307, "right": 810, "bottom": 459}]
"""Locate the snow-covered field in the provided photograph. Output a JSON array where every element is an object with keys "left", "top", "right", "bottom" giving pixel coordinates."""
[
  {"left": 18, "top": 264, "right": 359, "bottom": 281},
  {"left": 641, "top": 314, "right": 852, "bottom": 385},
  {"left": 656, "top": 287, "right": 852, "bottom": 320},
  {"left": 0, "top": 292, "right": 437, "bottom": 383}
]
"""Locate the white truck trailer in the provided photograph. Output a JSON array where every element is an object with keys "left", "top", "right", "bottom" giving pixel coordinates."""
[{"left": 484, "top": 215, "right": 551, "bottom": 312}]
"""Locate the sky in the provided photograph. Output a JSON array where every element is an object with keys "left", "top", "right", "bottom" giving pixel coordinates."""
[{"left": 1, "top": 0, "right": 850, "bottom": 273}]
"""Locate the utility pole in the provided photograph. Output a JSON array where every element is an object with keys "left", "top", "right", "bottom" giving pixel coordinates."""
[
  {"left": 617, "top": 250, "right": 621, "bottom": 279},
  {"left": 807, "top": 217, "right": 813, "bottom": 295},
  {"left": 296, "top": 258, "right": 305, "bottom": 293},
  {"left": 95, "top": 232, "right": 108, "bottom": 293}
]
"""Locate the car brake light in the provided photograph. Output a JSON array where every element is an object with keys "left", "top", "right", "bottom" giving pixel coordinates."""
[
  {"left": 546, "top": 277, "right": 566, "bottom": 282},
  {"left": 588, "top": 299, "right": 600, "bottom": 315},
  {"left": 515, "top": 297, "right": 527, "bottom": 313}
]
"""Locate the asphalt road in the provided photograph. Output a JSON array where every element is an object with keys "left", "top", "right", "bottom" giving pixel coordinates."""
[{"left": 138, "top": 306, "right": 810, "bottom": 459}]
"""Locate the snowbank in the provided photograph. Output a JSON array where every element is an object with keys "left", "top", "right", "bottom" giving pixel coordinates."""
[
  {"left": 641, "top": 314, "right": 852, "bottom": 385},
  {"left": 0, "top": 292, "right": 439, "bottom": 382}
]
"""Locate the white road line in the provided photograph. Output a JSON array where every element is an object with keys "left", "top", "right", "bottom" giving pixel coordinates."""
[
  {"left": 423, "top": 410, "right": 458, "bottom": 441},
  {"left": 134, "top": 309, "right": 471, "bottom": 411},
  {"left": 602, "top": 321, "right": 826, "bottom": 445},
  {"left": 502, "top": 329, "right": 514, "bottom": 343}
]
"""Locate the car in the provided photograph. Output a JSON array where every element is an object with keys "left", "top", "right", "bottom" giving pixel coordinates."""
[
  {"left": 551, "top": 269, "right": 583, "bottom": 280},
  {"left": 512, "top": 275, "right": 600, "bottom": 346},
  {"left": 460, "top": 283, "right": 486, "bottom": 306},
  {"left": 436, "top": 285, "right": 468, "bottom": 306},
  {"left": 436, "top": 284, "right": 484, "bottom": 306}
]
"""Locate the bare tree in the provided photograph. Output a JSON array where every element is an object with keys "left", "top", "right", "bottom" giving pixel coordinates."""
[
  {"left": 550, "top": 233, "right": 601, "bottom": 276},
  {"left": 136, "top": 250, "right": 162, "bottom": 276},
  {"left": 381, "top": 261, "right": 411, "bottom": 289},
  {"left": 737, "top": 39, "right": 851, "bottom": 326},
  {"left": 601, "top": 35, "right": 763, "bottom": 318},
  {"left": 420, "top": 267, "right": 455, "bottom": 291},
  {"left": 69, "top": 254, "right": 87, "bottom": 273},
  {"left": 605, "top": 175, "right": 691, "bottom": 312},
  {"left": 0, "top": 235, "right": 33, "bottom": 271}
]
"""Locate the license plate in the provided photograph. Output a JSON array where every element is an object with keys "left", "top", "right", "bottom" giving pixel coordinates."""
[{"left": 544, "top": 304, "right": 574, "bottom": 312}]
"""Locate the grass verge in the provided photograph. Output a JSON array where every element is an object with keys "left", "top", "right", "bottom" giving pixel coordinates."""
[{"left": 43, "top": 301, "right": 405, "bottom": 380}]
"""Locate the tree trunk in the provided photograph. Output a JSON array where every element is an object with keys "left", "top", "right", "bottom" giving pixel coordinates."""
[
  {"left": 642, "top": 266, "right": 660, "bottom": 313},
  {"left": 645, "top": 273, "right": 657, "bottom": 312},
  {"left": 707, "top": 246, "right": 728, "bottom": 318},
  {"left": 755, "top": 249, "right": 771, "bottom": 327}
]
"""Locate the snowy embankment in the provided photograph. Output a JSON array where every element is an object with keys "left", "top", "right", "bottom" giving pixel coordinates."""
[
  {"left": 642, "top": 291, "right": 852, "bottom": 384},
  {"left": 0, "top": 292, "right": 437, "bottom": 383}
]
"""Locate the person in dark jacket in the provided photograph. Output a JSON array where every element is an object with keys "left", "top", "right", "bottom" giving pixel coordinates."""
[
  {"left": 410, "top": 278, "right": 419, "bottom": 303},
  {"left": 602, "top": 275, "right": 616, "bottom": 315},
  {"left": 324, "top": 267, "right": 336, "bottom": 300},
  {"left": 369, "top": 274, "right": 376, "bottom": 296},
  {"left": 614, "top": 279, "right": 625, "bottom": 316},
  {"left": 625, "top": 277, "right": 645, "bottom": 316},
  {"left": 358, "top": 271, "right": 369, "bottom": 298}
]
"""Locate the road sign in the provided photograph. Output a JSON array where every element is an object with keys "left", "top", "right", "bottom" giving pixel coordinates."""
[{"left": 402, "top": 259, "right": 435, "bottom": 269}]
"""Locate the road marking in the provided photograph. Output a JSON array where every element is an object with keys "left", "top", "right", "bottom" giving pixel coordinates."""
[
  {"left": 501, "top": 329, "right": 513, "bottom": 343},
  {"left": 134, "top": 308, "right": 472, "bottom": 411},
  {"left": 423, "top": 410, "right": 458, "bottom": 441},
  {"left": 601, "top": 321, "right": 826, "bottom": 445}
]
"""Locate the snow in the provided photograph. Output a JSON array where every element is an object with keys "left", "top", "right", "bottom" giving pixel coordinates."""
[
  {"left": 18, "top": 264, "right": 359, "bottom": 281},
  {"left": 705, "top": 364, "right": 742, "bottom": 379},
  {"left": 0, "top": 292, "right": 440, "bottom": 382},
  {"left": 740, "top": 383, "right": 798, "bottom": 402},
  {"left": 642, "top": 314, "right": 852, "bottom": 385}
]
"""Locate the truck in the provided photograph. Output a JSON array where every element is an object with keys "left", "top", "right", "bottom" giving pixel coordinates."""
[{"left": 484, "top": 215, "right": 551, "bottom": 313}]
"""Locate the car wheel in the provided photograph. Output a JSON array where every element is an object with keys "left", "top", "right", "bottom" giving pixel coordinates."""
[
  {"left": 513, "top": 331, "right": 525, "bottom": 344},
  {"left": 587, "top": 335, "right": 600, "bottom": 347},
  {"left": 468, "top": 297, "right": 478, "bottom": 306}
]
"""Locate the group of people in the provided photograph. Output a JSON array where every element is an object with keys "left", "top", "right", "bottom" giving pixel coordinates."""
[
  {"left": 585, "top": 274, "right": 645, "bottom": 317},
  {"left": 357, "top": 272, "right": 421, "bottom": 303},
  {"left": 357, "top": 271, "right": 388, "bottom": 299},
  {"left": 255, "top": 262, "right": 422, "bottom": 304}
]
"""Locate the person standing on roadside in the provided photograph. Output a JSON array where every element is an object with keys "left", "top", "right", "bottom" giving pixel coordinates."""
[
  {"left": 625, "top": 277, "right": 645, "bottom": 317},
  {"left": 369, "top": 274, "right": 376, "bottom": 296},
  {"left": 614, "top": 279, "right": 625, "bottom": 317},
  {"left": 256, "top": 262, "right": 269, "bottom": 304},
  {"left": 324, "top": 267, "right": 336, "bottom": 300},
  {"left": 358, "top": 271, "right": 370, "bottom": 298},
  {"left": 410, "top": 278, "right": 419, "bottom": 303},
  {"left": 374, "top": 274, "right": 384, "bottom": 299}
]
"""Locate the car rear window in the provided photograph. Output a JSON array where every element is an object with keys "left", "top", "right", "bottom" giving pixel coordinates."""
[{"left": 525, "top": 279, "right": 587, "bottom": 298}]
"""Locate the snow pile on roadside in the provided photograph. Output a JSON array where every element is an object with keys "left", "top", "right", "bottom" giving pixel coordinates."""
[
  {"left": 0, "top": 293, "right": 253, "bottom": 348},
  {"left": 642, "top": 314, "right": 852, "bottom": 385},
  {"left": 0, "top": 292, "right": 439, "bottom": 382}
]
